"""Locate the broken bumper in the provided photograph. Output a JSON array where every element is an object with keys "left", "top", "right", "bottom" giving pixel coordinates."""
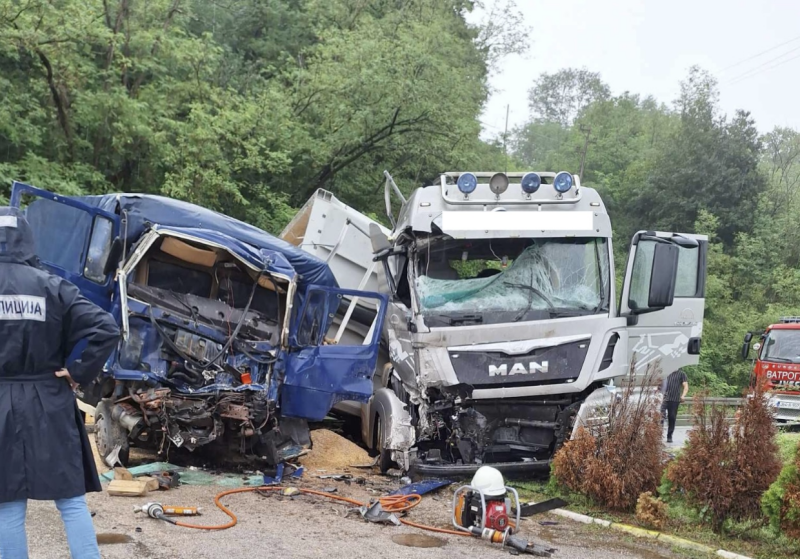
[{"left": 410, "top": 459, "right": 552, "bottom": 478}]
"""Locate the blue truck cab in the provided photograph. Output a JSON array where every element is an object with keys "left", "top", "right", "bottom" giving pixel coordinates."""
[{"left": 11, "top": 182, "right": 387, "bottom": 466}]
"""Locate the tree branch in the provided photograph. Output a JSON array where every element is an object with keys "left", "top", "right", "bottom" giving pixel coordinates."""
[{"left": 36, "top": 48, "right": 74, "bottom": 160}]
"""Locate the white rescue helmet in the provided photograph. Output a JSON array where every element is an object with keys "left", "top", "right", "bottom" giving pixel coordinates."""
[{"left": 470, "top": 466, "right": 506, "bottom": 497}]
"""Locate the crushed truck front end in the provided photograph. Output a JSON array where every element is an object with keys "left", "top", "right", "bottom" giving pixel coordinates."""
[
  {"left": 381, "top": 172, "right": 623, "bottom": 474},
  {"left": 12, "top": 184, "right": 387, "bottom": 467}
]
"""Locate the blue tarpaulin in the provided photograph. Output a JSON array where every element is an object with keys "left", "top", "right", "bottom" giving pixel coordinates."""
[{"left": 76, "top": 193, "right": 337, "bottom": 289}]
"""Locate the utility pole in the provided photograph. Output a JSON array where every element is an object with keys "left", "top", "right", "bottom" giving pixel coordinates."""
[
  {"left": 578, "top": 124, "right": 592, "bottom": 180},
  {"left": 503, "top": 104, "right": 510, "bottom": 174}
]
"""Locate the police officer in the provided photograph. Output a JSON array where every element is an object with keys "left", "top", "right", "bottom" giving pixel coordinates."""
[{"left": 0, "top": 207, "right": 119, "bottom": 559}]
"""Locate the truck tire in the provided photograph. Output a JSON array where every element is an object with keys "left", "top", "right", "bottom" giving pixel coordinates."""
[
  {"left": 94, "top": 400, "right": 130, "bottom": 467},
  {"left": 376, "top": 415, "right": 396, "bottom": 474}
]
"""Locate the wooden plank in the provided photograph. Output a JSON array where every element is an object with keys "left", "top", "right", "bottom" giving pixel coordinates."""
[
  {"left": 107, "top": 479, "right": 149, "bottom": 497},
  {"left": 138, "top": 476, "right": 161, "bottom": 492},
  {"left": 114, "top": 467, "right": 134, "bottom": 481}
]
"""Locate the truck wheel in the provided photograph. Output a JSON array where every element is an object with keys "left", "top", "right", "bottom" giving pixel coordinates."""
[
  {"left": 376, "top": 416, "right": 396, "bottom": 474},
  {"left": 94, "top": 400, "right": 130, "bottom": 467}
]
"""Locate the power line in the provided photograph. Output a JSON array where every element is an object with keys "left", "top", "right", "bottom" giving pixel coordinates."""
[
  {"left": 480, "top": 120, "right": 504, "bottom": 131},
  {"left": 719, "top": 33, "right": 800, "bottom": 73},
  {"left": 727, "top": 50, "right": 800, "bottom": 86},
  {"left": 723, "top": 43, "right": 800, "bottom": 83}
]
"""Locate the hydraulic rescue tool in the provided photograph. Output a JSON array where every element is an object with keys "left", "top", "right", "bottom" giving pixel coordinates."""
[
  {"left": 134, "top": 502, "right": 201, "bottom": 524},
  {"left": 453, "top": 466, "right": 555, "bottom": 556}
]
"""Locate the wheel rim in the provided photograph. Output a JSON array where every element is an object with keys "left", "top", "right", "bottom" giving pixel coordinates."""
[
  {"left": 95, "top": 411, "right": 109, "bottom": 456},
  {"left": 377, "top": 417, "right": 384, "bottom": 453}
]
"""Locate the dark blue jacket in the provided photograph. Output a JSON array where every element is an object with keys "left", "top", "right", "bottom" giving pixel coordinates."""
[{"left": 0, "top": 207, "right": 119, "bottom": 503}]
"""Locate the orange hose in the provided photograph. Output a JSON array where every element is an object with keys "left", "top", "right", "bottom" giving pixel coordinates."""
[{"left": 171, "top": 485, "right": 472, "bottom": 537}]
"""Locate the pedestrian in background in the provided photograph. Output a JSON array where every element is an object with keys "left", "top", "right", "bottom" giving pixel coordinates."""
[
  {"left": 662, "top": 368, "right": 689, "bottom": 443},
  {"left": 0, "top": 207, "right": 119, "bottom": 559}
]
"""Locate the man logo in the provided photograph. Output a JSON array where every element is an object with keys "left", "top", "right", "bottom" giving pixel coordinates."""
[{"left": 489, "top": 361, "right": 549, "bottom": 376}]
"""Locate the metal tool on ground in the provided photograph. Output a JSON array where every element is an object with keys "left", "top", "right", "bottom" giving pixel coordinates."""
[
  {"left": 452, "top": 466, "right": 555, "bottom": 556},
  {"left": 134, "top": 502, "right": 202, "bottom": 523},
  {"left": 517, "top": 498, "right": 568, "bottom": 517},
  {"left": 133, "top": 502, "right": 176, "bottom": 525}
]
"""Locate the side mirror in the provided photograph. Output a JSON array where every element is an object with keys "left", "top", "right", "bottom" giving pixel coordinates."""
[
  {"left": 102, "top": 236, "right": 124, "bottom": 276},
  {"left": 744, "top": 332, "right": 753, "bottom": 343},
  {"left": 753, "top": 342, "right": 762, "bottom": 352},
  {"left": 645, "top": 243, "right": 679, "bottom": 309},
  {"left": 741, "top": 342, "right": 750, "bottom": 360}
]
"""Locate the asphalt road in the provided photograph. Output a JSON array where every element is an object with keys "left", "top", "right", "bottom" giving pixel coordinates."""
[{"left": 23, "top": 483, "right": 697, "bottom": 559}]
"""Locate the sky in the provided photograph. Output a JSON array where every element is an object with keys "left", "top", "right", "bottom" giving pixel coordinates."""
[{"left": 477, "top": 0, "right": 800, "bottom": 138}]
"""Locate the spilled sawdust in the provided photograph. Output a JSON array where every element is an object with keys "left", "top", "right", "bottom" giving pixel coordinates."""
[{"left": 298, "top": 429, "right": 371, "bottom": 472}]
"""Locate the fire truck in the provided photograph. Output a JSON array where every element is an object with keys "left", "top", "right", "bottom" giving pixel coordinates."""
[{"left": 743, "top": 317, "right": 800, "bottom": 423}]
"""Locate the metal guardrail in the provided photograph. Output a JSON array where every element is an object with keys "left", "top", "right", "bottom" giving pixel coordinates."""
[{"left": 696, "top": 397, "right": 743, "bottom": 406}]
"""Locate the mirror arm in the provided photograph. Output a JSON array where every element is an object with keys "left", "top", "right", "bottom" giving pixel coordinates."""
[{"left": 383, "top": 170, "right": 405, "bottom": 228}]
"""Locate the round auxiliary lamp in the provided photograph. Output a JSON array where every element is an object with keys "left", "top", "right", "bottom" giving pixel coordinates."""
[
  {"left": 553, "top": 171, "right": 574, "bottom": 193},
  {"left": 456, "top": 172, "right": 478, "bottom": 195}
]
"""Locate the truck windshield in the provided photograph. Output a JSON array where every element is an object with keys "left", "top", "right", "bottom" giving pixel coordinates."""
[
  {"left": 415, "top": 237, "right": 610, "bottom": 326},
  {"left": 761, "top": 330, "right": 800, "bottom": 363}
]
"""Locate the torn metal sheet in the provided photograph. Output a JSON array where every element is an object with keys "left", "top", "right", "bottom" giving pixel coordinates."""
[{"left": 358, "top": 501, "right": 400, "bottom": 526}]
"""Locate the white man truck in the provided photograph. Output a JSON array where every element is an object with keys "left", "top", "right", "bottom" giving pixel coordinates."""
[{"left": 281, "top": 171, "right": 707, "bottom": 476}]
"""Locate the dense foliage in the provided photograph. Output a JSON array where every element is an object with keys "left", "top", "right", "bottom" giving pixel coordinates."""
[
  {"left": 0, "top": 0, "right": 522, "bottom": 230},
  {"left": 763, "top": 439, "right": 800, "bottom": 538}
]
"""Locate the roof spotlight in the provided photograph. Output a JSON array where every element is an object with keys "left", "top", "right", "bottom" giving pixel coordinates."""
[
  {"left": 553, "top": 171, "right": 574, "bottom": 193},
  {"left": 489, "top": 172, "right": 509, "bottom": 196},
  {"left": 520, "top": 172, "right": 542, "bottom": 194},
  {"left": 457, "top": 172, "right": 478, "bottom": 194}
]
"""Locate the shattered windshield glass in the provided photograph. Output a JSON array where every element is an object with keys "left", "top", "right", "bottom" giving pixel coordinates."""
[{"left": 415, "top": 238, "right": 610, "bottom": 326}]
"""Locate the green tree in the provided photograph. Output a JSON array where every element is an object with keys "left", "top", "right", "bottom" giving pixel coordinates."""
[{"left": 527, "top": 68, "right": 610, "bottom": 126}]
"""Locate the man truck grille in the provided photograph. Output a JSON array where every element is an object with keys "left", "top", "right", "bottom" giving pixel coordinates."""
[{"left": 448, "top": 339, "right": 590, "bottom": 388}]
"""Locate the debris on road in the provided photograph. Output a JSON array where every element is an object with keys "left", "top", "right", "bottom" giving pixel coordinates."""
[
  {"left": 299, "top": 430, "right": 371, "bottom": 472},
  {"left": 107, "top": 479, "right": 151, "bottom": 497},
  {"left": 356, "top": 501, "right": 401, "bottom": 526},
  {"left": 100, "top": 462, "right": 261, "bottom": 487},
  {"left": 139, "top": 477, "right": 161, "bottom": 492},
  {"left": 389, "top": 479, "right": 451, "bottom": 497},
  {"left": 114, "top": 467, "right": 134, "bottom": 481},
  {"left": 263, "top": 463, "right": 304, "bottom": 485}
]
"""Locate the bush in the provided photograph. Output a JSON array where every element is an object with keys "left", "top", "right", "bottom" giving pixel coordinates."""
[
  {"left": 763, "top": 440, "right": 800, "bottom": 539},
  {"left": 551, "top": 360, "right": 664, "bottom": 511},
  {"left": 636, "top": 492, "right": 668, "bottom": 530},
  {"left": 667, "top": 380, "right": 782, "bottom": 532}
]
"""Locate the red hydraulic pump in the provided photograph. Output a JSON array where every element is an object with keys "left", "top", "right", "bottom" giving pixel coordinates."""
[{"left": 452, "top": 466, "right": 553, "bottom": 556}]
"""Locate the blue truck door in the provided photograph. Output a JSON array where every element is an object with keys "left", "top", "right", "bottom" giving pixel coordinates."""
[
  {"left": 10, "top": 182, "right": 121, "bottom": 310},
  {"left": 281, "top": 287, "right": 388, "bottom": 421}
]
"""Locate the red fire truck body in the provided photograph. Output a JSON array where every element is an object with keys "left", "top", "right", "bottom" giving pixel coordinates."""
[{"left": 745, "top": 318, "right": 800, "bottom": 422}]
